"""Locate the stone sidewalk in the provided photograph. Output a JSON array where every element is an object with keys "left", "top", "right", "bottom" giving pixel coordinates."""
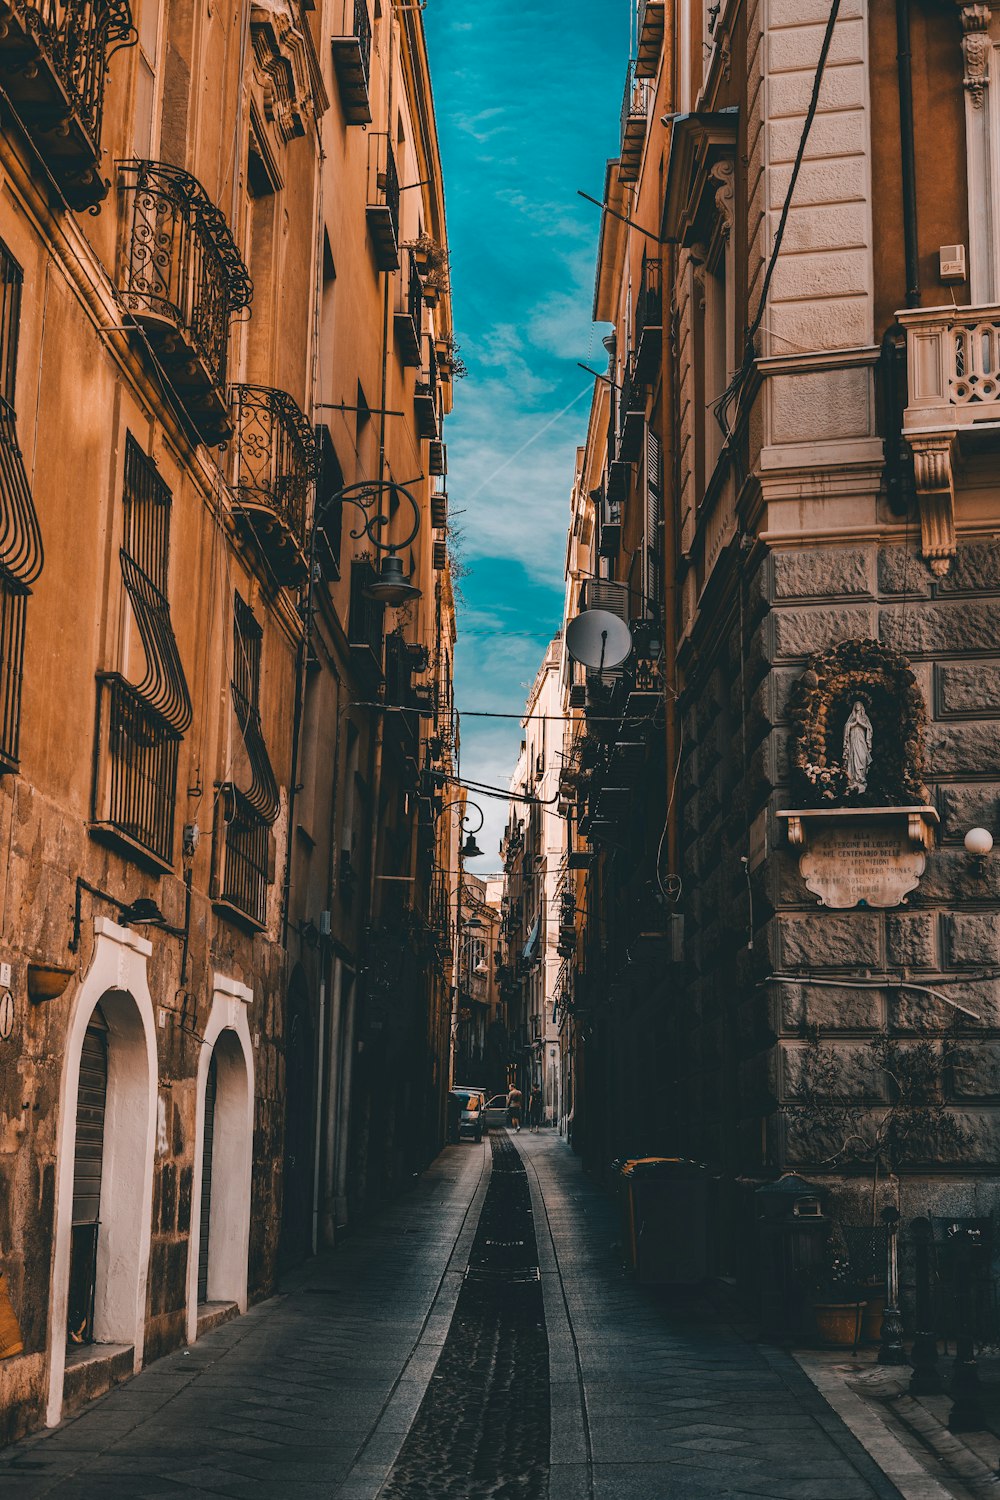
[
  {"left": 518, "top": 1130, "right": 905, "bottom": 1500},
  {"left": 0, "top": 1141, "right": 490, "bottom": 1499}
]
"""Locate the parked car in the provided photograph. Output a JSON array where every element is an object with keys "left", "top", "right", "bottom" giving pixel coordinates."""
[
  {"left": 481, "top": 1094, "right": 509, "bottom": 1130},
  {"left": 449, "top": 1088, "right": 485, "bottom": 1142}
]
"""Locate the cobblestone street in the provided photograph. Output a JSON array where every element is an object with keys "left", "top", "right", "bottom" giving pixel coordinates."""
[{"left": 1, "top": 1136, "right": 903, "bottom": 1499}]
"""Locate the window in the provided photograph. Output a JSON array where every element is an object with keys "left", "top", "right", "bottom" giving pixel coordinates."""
[
  {"left": 0, "top": 240, "right": 42, "bottom": 775},
  {"left": 132, "top": 0, "right": 161, "bottom": 156},
  {"left": 213, "top": 593, "right": 279, "bottom": 927},
  {"left": 93, "top": 436, "right": 191, "bottom": 865}
]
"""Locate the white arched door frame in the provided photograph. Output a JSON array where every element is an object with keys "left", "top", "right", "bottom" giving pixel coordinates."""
[
  {"left": 46, "top": 917, "right": 158, "bottom": 1427},
  {"left": 185, "top": 972, "right": 254, "bottom": 1343}
]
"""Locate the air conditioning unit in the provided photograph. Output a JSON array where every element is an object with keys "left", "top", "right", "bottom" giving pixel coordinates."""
[{"left": 939, "top": 244, "right": 967, "bottom": 283}]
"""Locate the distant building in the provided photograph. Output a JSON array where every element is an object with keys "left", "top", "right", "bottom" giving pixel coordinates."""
[{"left": 499, "top": 637, "right": 565, "bottom": 1125}]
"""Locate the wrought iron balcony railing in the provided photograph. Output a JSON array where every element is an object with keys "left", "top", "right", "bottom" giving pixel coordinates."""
[
  {"left": 366, "top": 133, "right": 400, "bottom": 271},
  {"left": 330, "top": 0, "right": 371, "bottom": 125},
  {"left": 394, "top": 250, "right": 423, "bottom": 367},
  {"left": 619, "top": 60, "right": 651, "bottom": 184},
  {"left": 92, "top": 673, "right": 180, "bottom": 868},
  {"left": 118, "top": 160, "right": 253, "bottom": 442},
  {"left": 0, "top": 0, "right": 136, "bottom": 208},
  {"left": 230, "top": 384, "right": 316, "bottom": 585}
]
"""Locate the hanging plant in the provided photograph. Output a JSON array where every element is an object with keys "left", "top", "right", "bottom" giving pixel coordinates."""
[{"left": 787, "top": 638, "right": 927, "bottom": 807}]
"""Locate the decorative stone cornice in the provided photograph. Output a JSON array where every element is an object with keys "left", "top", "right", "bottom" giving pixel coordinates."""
[
  {"left": 251, "top": 0, "right": 316, "bottom": 144},
  {"left": 907, "top": 432, "right": 957, "bottom": 577},
  {"left": 958, "top": 3, "right": 992, "bottom": 109}
]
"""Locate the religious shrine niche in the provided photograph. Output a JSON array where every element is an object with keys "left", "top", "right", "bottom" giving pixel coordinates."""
[
  {"left": 787, "top": 638, "right": 927, "bottom": 808},
  {"left": 778, "top": 640, "right": 937, "bottom": 910}
]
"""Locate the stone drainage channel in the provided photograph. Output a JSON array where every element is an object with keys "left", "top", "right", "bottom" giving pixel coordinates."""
[{"left": 380, "top": 1132, "right": 550, "bottom": 1499}]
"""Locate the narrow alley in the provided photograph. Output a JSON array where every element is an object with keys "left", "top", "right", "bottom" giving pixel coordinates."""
[{"left": 0, "top": 1134, "right": 902, "bottom": 1500}]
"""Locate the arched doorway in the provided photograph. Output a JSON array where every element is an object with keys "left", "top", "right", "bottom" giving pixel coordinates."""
[
  {"left": 47, "top": 922, "right": 158, "bottom": 1428},
  {"left": 185, "top": 972, "right": 255, "bottom": 1343},
  {"left": 196, "top": 1030, "right": 251, "bottom": 1307}
]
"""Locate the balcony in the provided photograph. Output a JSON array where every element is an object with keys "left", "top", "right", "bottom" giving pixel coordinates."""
[
  {"left": 617, "top": 360, "right": 645, "bottom": 461},
  {"left": 898, "top": 305, "right": 1000, "bottom": 435},
  {"left": 634, "top": 257, "right": 662, "bottom": 380},
  {"left": 897, "top": 304, "right": 1000, "bottom": 577},
  {"left": 230, "top": 384, "right": 316, "bottom": 585},
  {"left": 619, "top": 61, "right": 651, "bottom": 184},
  {"left": 598, "top": 496, "right": 621, "bottom": 557},
  {"left": 366, "top": 133, "right": 400, "bottom": 271},
  {"left": 0, "top": 0, "right": 136, "bottom": 209},
  {"left": 330, "top": 0, "right": 371, "bottom": 125},
  {"left": 394, "top": 250, "right": 423, "bottom": 367},
  {"left": 212, "top": 785, "right": 270, "bottom": 930},
  {"left": 92, "top": 673, "right": 180, "bottom": 871},
  {"left": 414, "top": 339, "right": 439, "bottom": 438},
  {"left": 118, "top": 161, "right": 252, "bottom": 443},
  {"left": 428, "top": 439, "right": 447, "bottom": 476},
  {"left": 635, "top": 0, "right": 664, "bottom": 78},
  {"left": 606, "top": 457, "right": 630, "bottom": 505},
  {"left": 431, "top": 491, "right": 447, "bottom": 529}
]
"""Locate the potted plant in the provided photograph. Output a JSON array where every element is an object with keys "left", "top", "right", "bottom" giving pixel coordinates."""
[{"left": 810, "top": 1252, "right": 865, "bottom": 1346}]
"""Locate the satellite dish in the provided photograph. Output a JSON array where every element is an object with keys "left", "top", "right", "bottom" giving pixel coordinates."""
[{"left": 566, "top": 610, "right": 633, "bottom": 671}]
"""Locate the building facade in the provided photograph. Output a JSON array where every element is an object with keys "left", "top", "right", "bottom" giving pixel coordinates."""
[
  {"left": 554, "top": 0, "right": 1000, "bottom": 1295},
  {"left": 0, "top": 0, "right": 457, "bottom": 1444}
]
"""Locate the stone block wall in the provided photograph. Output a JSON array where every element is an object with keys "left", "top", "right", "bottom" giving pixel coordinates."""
[{"left": 679, "top": 535, "right": 1000, "bottom": 1235}]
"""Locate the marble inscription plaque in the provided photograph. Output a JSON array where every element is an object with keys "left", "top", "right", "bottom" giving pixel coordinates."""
[{"left": 799, "top": 826, "right": 926, "bottom": 909}]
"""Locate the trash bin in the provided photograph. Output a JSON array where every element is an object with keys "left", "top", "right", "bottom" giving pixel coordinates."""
[{"left": 618, "top": 1157, "right": 711, "bottom": 1285}]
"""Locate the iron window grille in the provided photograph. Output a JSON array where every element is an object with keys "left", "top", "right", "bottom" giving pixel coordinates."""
[
  {"left": 213, "top": 593, "right": 278, "bottom": 928},
  {"left": 93, "top": 435, "right": 191, "bottom": 866},
  {"left": 230, "top": 384, "right": 316, "bottom": 585},
  {"left": 0, "top": 242, "right": 43, "bottom": 775},
  {"left": 117, "top": 161, "right": 253, "bottom": 432}
]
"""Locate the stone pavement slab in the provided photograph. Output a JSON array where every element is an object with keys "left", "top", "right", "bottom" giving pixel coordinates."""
[
  {"left": 0, "top": 1140, "right": 489, "bottom": 1499},
  {"left": 519, "top": 1130, "right": 905, "bottom": 1500}
]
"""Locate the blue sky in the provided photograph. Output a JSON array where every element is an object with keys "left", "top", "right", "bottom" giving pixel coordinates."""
[{"left": 424, "top": 0, "right": 626, "bottom": 873}]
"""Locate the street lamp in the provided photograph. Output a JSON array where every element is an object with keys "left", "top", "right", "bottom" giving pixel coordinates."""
[
  {"left": 435, "top": 797, "right": 485, "bottom": 860},
  {"left": 315, "top": 478, "right": 423, "bottom": 607}
]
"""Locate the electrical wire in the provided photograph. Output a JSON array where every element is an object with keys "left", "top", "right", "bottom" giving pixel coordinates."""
[{"left": 765, "top": 972, "right": 983, "bottom": 1022}]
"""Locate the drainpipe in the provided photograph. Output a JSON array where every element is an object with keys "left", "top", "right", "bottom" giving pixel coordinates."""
[
  {"left": 310, "top": 945, "right": 327, "bottom": 1257},
  {"left": 896, "top": 0, "right": 921, "bottom": 308}
]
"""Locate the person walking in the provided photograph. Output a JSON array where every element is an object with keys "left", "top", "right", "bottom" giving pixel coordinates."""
[
  {"left": 528, "top": 1085, "right": 543, "bottom": 1133},
  {"left": 506, "top": 1083, "right": 522, "bottom": 1132}
]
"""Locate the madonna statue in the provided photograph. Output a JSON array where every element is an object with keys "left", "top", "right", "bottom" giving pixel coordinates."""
[{"left": 843, "top": 700, "right": 873, "bottom": 794}]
